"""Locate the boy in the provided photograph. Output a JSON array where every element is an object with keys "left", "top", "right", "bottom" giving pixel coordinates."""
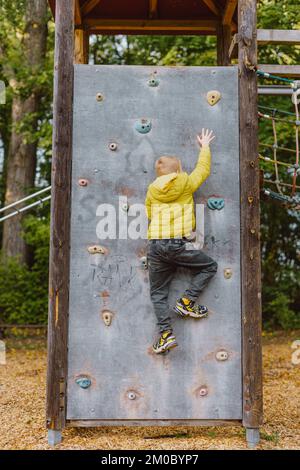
[{"left": 145, "top": 129, "right": 218, "bottom": 354}]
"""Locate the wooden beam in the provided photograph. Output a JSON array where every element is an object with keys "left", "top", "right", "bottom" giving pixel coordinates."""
[
  {"left": 81, "top": 0, "right": 101, "bottom": 16},
  {"left": 74, "top": 0, "right": 82, "bottom": 25},
  {"left": 258, "top": 29, "right": 300, "bottom": 45},
  {"left": 238, "top": 0, "right": 263, "bottom": 431},
  {"left": 201, "top": 0, "right": 220, "bottom": 17},
  {"left": 223, "top": 0, "right": 238, "bottom": 25},
  {"left": 202, "top": 0, "right": 221, "bottom": 17},
  {"left": 46, "top": 0, "right": 74, "bottom": 432},
  {"left": 217, "top": 23, "right": 232, "bottom": 65},
  {"left": 83, "top": 19, "right": 218, "bottom": 32},
  {"left": 74, "top": 29, "right": 89, "bottom": 64},
  {"left": 258, "top": 64, "right": 300, "bottom": 78},
  {"left": 149, "top": 0, "right": 158, "bottom": 19}
]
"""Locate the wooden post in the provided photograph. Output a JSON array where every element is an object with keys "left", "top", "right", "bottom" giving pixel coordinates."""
[
  {"left": 238, "top": 0, "right": 263, "bottom": 434},
  {"left": 46, "top": 0, "right": 75, "bottom": 433},
  {"left": 74, "top": 29, "right": 89, "bottom": 64},
  {"left": 217, "top": 23, "right": 232, "bottom": 65}
]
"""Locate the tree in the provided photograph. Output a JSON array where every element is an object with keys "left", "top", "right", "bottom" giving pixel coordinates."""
[{"left": 0, "top": 0, "right": 49, "bottom": 262}]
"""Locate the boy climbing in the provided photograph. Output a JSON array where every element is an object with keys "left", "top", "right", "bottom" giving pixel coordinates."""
[{"left": 145, "top": 128, "right": 218, "bottom": 354}]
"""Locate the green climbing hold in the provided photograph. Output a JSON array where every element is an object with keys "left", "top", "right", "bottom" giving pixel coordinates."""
[{"left": 207, "top": 198, "right": 225, "bottom": 210}]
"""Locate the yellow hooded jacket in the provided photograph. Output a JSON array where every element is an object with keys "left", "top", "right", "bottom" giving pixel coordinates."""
[{"left": 145, "top": 145, "right": 211, "bottom": 239}]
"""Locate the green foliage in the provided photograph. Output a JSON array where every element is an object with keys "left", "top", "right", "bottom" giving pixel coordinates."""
[
  {"left": 0, "top": 0, "right": 299, "bottom": 329},
  {"left": 0, "top": 211, "right": 50, "bottom": 325}
]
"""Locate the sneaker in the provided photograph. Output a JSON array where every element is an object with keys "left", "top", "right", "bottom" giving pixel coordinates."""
[
  {"left": 152, "top": 330, "right": 178, "bottom": 354},
  {"left": 174, "top": 297, "right": 209, "bottom": 319}
]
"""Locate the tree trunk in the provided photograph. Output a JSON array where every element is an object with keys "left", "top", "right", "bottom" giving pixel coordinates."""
[{"left": 2, "top": 0, "right": 48, "bottom": 262}]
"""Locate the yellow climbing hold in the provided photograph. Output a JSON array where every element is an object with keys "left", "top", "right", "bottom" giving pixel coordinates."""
[{"left": 207, "top": 90, "right": 221, "bottom": 106}]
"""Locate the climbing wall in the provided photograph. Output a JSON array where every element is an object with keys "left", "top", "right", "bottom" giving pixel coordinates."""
[{"left": 67, "top": 65, "right": 241, "bottom": 422}]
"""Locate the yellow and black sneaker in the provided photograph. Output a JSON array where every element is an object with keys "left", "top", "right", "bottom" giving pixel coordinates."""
[
  {"left": 174, "top": 297, "right": 209, "bottom": 319},
  {"left": 152, "top": 330, "right": 178, "bottom": 354}
]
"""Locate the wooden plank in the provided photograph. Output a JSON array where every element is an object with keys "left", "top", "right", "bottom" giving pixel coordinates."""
[
  {"left": 228, "top": 32, "right": 238, "bottom": 59},
  {"left": 201, "top": 0, "right": 220, "bottom": 17},
  {"left": 217, "top": 23, "right": 232, "bottom": 65},
  {"left": 81, "top": 0, "right": 101, "bottom": 16},
  {"left": 258, "top": 29, "right": 300, "bottom": 45},
  {"left": 46, "top": 0, "right": 74, "bottom": 432},
  {"left": 83, "top": 19, "right": 218, "bottom": 32},
  {"left": 238, "top": 0, "right": 263, "bottom": 430},
  {"left": 223, "top": 0, "right": 238, "bottom": 25},
  {"left": 149, "top": 0, "right": 158, "bottom": 19},
  {"left": 258, "top": 64, "right": 300, "bottom": 78},
  {"left": 67, "top": 419, "right": 243, "bottom": 427},
  {"left": 74, "top": 0, "right": 82, "bottom": 25},
  {"left": 74, "top": 29, "right": 89, "bottom": 64}
]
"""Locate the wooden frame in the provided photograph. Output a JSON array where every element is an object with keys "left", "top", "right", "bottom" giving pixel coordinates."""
[
  {"left": 46, "top": 0, "right": 74, "bottom": 433},
  {"left": 238, "top": 0, "right": 263, "bottom": 432},
  {"left": 46, "top": 0, "right": 263, "bottom": 447},
  {"left": 82, "top": 18, "right": 219, "bottom": 33}
]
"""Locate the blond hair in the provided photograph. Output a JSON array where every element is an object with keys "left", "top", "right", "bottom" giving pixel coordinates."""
[{"left": 155, "top": 156, "right": 182, "bottom": 176}]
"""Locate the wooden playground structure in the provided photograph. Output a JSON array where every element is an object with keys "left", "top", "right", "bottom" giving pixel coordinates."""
[{"left": 46, "top": 0, "right": 300, "bottom": 448}]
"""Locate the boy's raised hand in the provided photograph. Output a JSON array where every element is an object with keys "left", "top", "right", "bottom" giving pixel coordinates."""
[{"left": 197, "top": 128, "right": 215, "bottom": 147}]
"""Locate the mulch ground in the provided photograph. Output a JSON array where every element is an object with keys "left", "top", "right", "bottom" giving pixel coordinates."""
[{"left": 0, "top": 330, "right": 299, "bottom": 450}]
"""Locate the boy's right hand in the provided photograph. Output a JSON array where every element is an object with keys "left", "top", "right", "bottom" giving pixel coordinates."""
[{"left": 197, "top": 128, "right": 215, "bottom": 147}]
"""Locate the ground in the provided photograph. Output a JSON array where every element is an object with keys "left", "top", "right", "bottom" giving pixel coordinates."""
[{"left": 0, "top": 330, "right": 299, "bottom": 450}]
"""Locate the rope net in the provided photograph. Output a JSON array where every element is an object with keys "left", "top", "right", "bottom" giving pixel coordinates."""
[{"left": 257, "top": 70, "right": 300, "bottom": 210}]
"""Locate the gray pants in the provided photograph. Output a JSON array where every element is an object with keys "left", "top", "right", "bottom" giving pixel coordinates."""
[{"left": 147, "top": 239, "right": 218, "bottom": 333}]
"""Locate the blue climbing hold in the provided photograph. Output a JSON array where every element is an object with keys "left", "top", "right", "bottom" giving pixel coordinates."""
[
  {"left": 148, "top": 77, "right": 160, "bottom": 87},
  {"left": 134, "top": 119, "right": 152, "bottom": 134},
  {"left": 207, "top": 198, "right": 225, "bottom": 210},
  {"left": 76, "top": 377, "right": 91, "bottom": 389}
]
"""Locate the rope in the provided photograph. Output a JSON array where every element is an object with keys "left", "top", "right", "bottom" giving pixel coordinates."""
[
  {"left": 257, "top": 69, "right": 296, "bottom": 85},
  {"left": 259, "top": 154, "right": 293, "bottom": 169},
  {"left": 258, "top": 110, "right": 295, "bottom": 125},
  {"left": 259, "top": 142, "right": 296, "bottom": 154},
  {"left": 258, "top": 69, "right": 300, "bottom": 201},
  {"left": 258, "top": 105, "right": 295, "bottom": 117},
  {"left": 292, "top": 89, "right": 300, "bottom": 196},
  {"left": 263, "top": 188, "right": 300, "bottom": 210}
]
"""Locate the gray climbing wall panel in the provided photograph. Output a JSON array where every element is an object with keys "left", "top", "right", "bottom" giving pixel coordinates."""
[{"left": 67, "top": 65, "right": 241, "bottom": 422}]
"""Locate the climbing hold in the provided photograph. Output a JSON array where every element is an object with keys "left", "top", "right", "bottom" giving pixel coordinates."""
[
  {"left": 216, "top": 350, "right": 229, "bottom": 361},
  {"left": 109, "top": 142, "right": 118, "bottom": 151},
  {"left": 102, "top": 310, "right": 113, "bottom": 326},
  {"left": 224, "top": 268, "right": 232, "bottom": 279},
  {"left": 140, "top": 256, "right": 148, "bottom": 270},
  {"left": 96, "top": 92, "right": 104, "bottom": 102},
  {"left": 134, "top": 119, "right": 152, "bottom": 134},
  {"left": 207, "top": 90, "right": 221, "bottom": 106},
  {"left": 207, "top": 198, "right": 225, "bottom": 210},
  {"left": 121, "top": 203, "right": 129, "bottom": 212},
  {"left": 87, "top": 245, "right": 107, "bottom": 255},
  {"left": 127, "top": 391, "right": 137, "bottom": 400},
  {"left": 78, "top": 179, "right": 88, "bottom": 187},
  {"left": 76, "top": 377, "right": 91, "bottom": 389},
  {"left": 199, "top": 386, "right": 208, "bottom": 397},
  {"left": 148, "top": 75, "right": 159, "bottom": 87}
]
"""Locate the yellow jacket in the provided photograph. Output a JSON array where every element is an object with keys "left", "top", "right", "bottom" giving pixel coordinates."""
[{"left": 145, "top": 146, "right": 211, "bottom": 239}]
